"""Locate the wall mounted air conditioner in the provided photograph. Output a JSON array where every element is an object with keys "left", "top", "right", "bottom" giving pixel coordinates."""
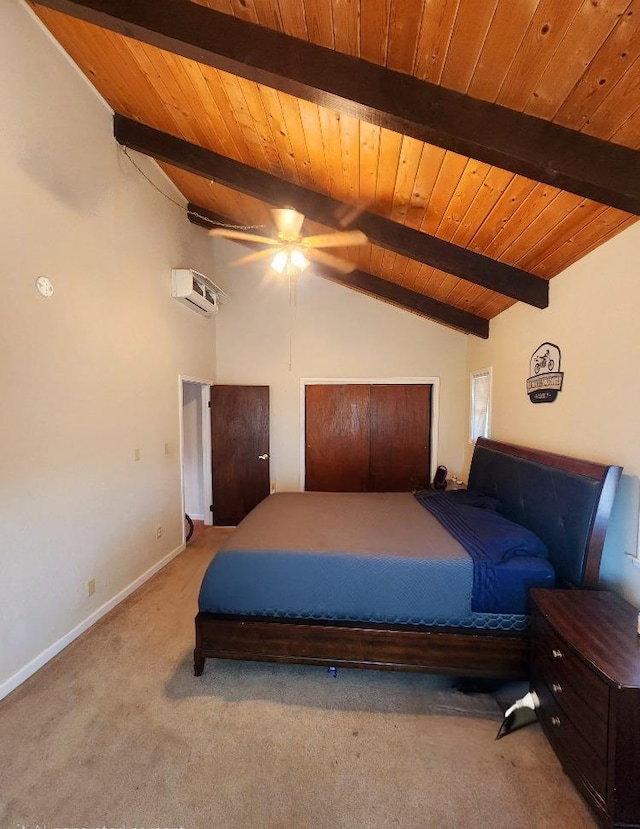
[{"left": 171, "top": 269, "right": 227, "bottom": 317}]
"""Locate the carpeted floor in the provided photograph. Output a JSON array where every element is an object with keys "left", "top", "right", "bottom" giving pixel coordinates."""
[{"left": 0, "top": 524, "right": 597, "bottom": 829}]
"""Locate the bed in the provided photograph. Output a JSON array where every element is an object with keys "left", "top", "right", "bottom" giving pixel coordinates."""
[{"left": 194, "top": 438, "right": 621, "bottom": 680}]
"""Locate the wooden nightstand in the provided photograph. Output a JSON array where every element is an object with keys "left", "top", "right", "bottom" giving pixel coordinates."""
[{"left": 530, "top": 589, "right": 640, "bottom": 828}]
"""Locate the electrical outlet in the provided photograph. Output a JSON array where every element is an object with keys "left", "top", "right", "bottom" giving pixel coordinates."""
[
  {"left": 156, "top": 526, "right": 163, "bottom": 539},
  {"left": 87, "top": 578, "right": 96, "bottom": 597},
  {"left": 164, "top": 442, "right": 170, "bottom": 455},
  {"left": 134, "top": 448, "right": 141, "bottom": 461}
]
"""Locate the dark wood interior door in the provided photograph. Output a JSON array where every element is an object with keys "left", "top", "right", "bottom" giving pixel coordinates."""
[
  {"left": 305, "top": 383, "right": 431, "bottom": 492},
  {"left": 369, "top": 384, "right": 431, "bottom": 491},
  {"left": 305, "top": 384, "right": 370, "bottom": 491},
  {"left": 211, "top": 385, "right": 270, "bottom": 526}
]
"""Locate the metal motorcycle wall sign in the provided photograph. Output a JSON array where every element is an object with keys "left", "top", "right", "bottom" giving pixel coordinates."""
[{"left": 526, "top": 342, "right": 564, "bottom": 403}]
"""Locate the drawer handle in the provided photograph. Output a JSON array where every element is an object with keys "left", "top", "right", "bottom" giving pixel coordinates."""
[
  {"left": 551, "top": 716, "right": 561, "bottom": 727},
  {"left": 552, "top": 683, "right": 563, "bottom": 693},
  {"left": 552, "top": 649, "right": 563, "bottom": 659}
]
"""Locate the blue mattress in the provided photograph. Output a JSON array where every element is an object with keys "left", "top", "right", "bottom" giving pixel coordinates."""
[{"left": 198, "top": 492, "right": 555, "bottom": 628}]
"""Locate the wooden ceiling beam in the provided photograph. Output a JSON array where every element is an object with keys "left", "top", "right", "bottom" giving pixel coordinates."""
[
  {"left": 34, "top": 0, "right": 640, "bottom": 215},
  {"left": 115, "top": 115, "right": 548, "bottom": 308},
  {"left": 187, "top": 205, "right": 489, "bottom": 338}
]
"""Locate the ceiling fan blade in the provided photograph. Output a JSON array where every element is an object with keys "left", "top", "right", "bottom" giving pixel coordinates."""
[
  {"left": 271, "top": 208, "right": 305, "bottom": 240},
  {"left": 307, "top": 249, "right": 357, "bottom": 274},
  {"left": 301, "top": 230, "right": 368, "bottom": 249},
  {"left": 231, "top": 247, "right": 283, "bottom": 267},
  {"left": 209, "top": 228, "right": 280, "bottom": 245}
]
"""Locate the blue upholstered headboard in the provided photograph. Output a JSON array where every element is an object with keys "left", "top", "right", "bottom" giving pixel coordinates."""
[{"left": 468, "top": 438, "right": 622, "bottom": 589}]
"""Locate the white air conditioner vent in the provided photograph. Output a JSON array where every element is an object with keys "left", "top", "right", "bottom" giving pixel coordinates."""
[{"left": 171, "top": 269, "right": 227, "bottom": 317}]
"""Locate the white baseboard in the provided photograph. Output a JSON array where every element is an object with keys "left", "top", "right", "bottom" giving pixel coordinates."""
[
  {"left": 0, "top": 542, "right": 185, "bottom": 702},
  {"left": 187, "top": 513, "right": 205, "bottom": 521}
]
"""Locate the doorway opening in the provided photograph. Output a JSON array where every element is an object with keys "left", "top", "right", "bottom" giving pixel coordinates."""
[{"left": 179, "top": 377, "right": 213, "bottom": 541}]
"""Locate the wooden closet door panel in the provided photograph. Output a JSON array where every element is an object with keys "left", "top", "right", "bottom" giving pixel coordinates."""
[
  {"left": 305, "top": 384, "right": 370, "bottom": 491},
  {"left": 369, "top": 384, "right": 431, "bottom": 491}
]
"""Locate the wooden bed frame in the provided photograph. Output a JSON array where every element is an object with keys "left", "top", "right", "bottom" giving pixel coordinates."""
[{"left": 195, "top": 439, "right": 621, "bottom": 680}]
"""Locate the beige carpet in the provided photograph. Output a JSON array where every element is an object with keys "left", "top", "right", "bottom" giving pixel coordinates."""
[{"left": 0, "top": 525, "right": 596, "bottom": 829}]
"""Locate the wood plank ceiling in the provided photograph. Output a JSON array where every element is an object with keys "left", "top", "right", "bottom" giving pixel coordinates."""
[{"left": 30, "top": 0, "right": 640, "bottom": 337}]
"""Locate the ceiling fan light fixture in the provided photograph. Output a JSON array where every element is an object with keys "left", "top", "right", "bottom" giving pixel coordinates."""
[
  {"left": 272, "top": 208, "right": 305, "bottom": 240},
  {"left": 271, "top": 250, "right": 289, "bottom": 273},
  {"left": 214, "top": 207, "right": 364, "bottom": 275},
  {"left": 271, "top": 248, "right": 310, "bottom": 275},
  {"left": 290, "top": 249, "right": 310, "bottom": 271}
]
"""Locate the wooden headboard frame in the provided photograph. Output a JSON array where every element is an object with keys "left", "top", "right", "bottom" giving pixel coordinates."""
[{"left": 469, "top": 438, "right": 622, "bottom": 589}]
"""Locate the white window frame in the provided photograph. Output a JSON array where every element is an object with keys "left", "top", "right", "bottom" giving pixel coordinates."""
[
  {"left": 469, "top": 367, "right": 492, "bottom": 444},
  {"left": 625, "top": 498, "right": 640, "bottom": 568}
]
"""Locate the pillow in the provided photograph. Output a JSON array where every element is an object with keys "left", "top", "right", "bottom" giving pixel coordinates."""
[
  {"left": 414, "top": 488, "right": 501, "bottom": 512},
  {"left": 457, "top": 504, "right": 549, "bottom": 562},
  {"left": 442, "top": 488, "right": 501, "bottom": 512}
]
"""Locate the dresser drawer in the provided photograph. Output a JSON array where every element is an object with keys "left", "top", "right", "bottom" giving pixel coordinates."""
[
  {"left": 533, "top": 613, "right": 609, "bottom": 724},
  {"left": 531, "top": 655, "right": 608, "bottom": 758},
  {"left": 533, "top": 677, "right": 607, "bottom": 800},
  {"left": 531, "top": 651, "right": 608, "bottom": 756}
]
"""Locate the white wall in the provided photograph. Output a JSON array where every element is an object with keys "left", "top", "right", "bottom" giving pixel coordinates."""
[
  {"left": 213, "top": 239, "right": 468, "bottom": 491},
  {"left": 182, "top": 382, "right": 205, "bottom": 519},
  {"left": 467, "top": 221, "right": 640, "bottom": 606},
  {"left": 0, "top": 1, "right": 216, "bottom": 696}
]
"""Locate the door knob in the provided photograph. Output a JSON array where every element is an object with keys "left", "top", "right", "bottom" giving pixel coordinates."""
[{"left": 258, "top": 453, "right": 269, "bottom": 460}]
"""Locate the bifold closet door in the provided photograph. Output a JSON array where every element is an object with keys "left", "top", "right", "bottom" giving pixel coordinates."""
[
  {"left": 305, "top": 384, "right": 370, "bottom": 491},
  {"left": 369, "top": 384, "right": 431, "bottom": 491},
  {"left": 305, "top": 383, "right": 431, "bottom": 492}
]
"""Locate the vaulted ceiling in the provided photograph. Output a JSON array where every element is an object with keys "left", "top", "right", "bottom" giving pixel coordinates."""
[{"left": 30, "top": 0, "right": 640, "bottom": 337}]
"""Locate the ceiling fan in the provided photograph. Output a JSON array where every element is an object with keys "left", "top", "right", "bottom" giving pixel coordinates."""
[{"left": 209, "top": 208, "right": 367, "bottom": 276}]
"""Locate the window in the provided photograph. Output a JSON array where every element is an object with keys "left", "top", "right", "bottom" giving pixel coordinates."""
[{"left": 470, "top": 368, "right": 492, "bottom": 443}]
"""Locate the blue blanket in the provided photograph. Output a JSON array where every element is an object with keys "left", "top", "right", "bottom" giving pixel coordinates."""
[{"left": 414, "top": 490, "right": 549, "bottom": 612}]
